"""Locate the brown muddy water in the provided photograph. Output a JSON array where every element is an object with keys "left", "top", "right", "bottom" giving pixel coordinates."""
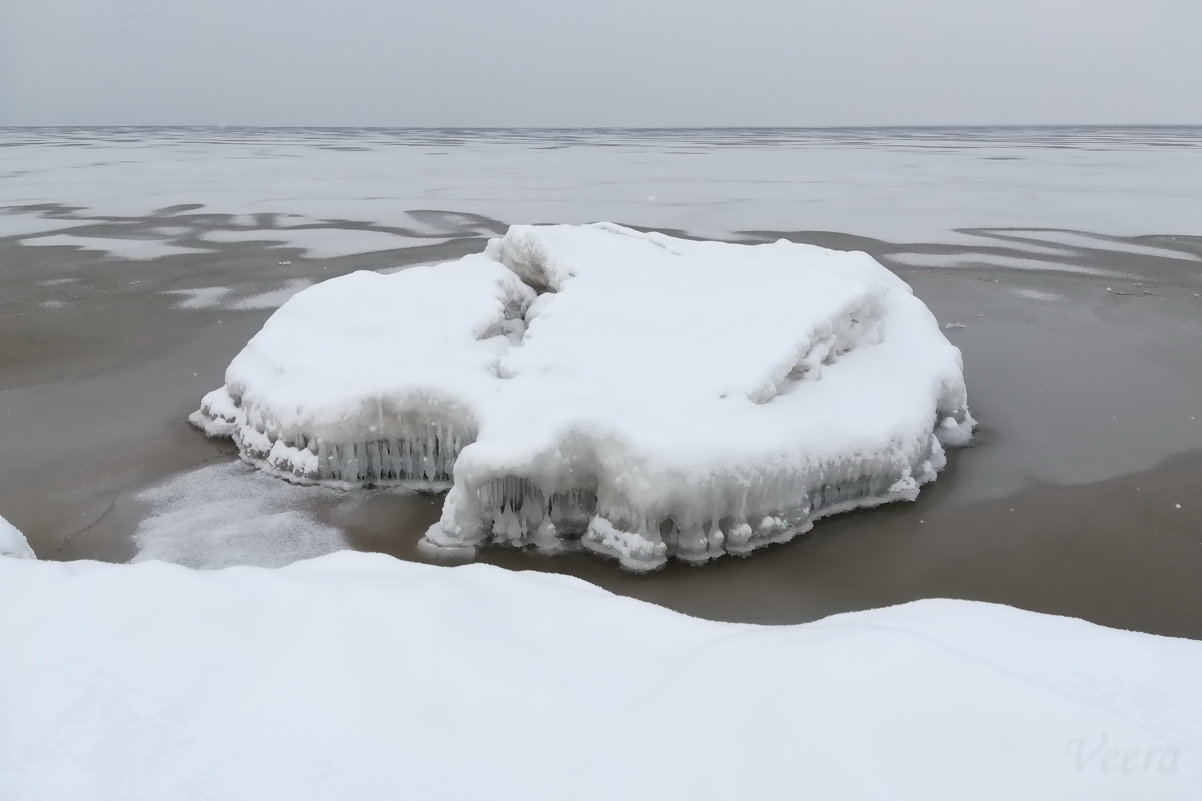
[{"left": 2, "top": 218, "right": 1200, "bottom": 638}]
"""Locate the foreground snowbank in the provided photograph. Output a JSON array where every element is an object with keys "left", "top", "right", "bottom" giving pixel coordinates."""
[
  {"left": 194, "top": 224, "right": 974, "bottom": 570},
  {"left": 0, "top": 554, "right": 1197, "bottom": 800},
  {"left": 0, "top": 514, "right": 35, "bottom": 559}
]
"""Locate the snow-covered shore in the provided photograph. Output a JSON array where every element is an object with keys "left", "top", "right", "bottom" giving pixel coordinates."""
[
  {"left": 0, "top": 514, "right": 35, "bottom": 559},
  {"left": 0, "top": 552, "right": 1198, "bottom": 800}
]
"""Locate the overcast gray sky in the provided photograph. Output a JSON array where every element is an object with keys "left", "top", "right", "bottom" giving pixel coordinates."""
[{"left": 2, "top": 0, "right": 1199, "bottom": 126}]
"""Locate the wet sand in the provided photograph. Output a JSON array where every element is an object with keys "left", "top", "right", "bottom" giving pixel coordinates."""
[{"left": 2, "top": 216, "right": 1200, "bottom": 638}]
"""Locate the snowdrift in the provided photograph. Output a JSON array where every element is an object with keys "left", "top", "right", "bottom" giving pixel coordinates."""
[
  {"left": 193, "top": 224, "right": 974, "bottom": 569},
  {"left": 0, "top": 554, "right": 1197, "bottom": 800},
  {"left": 0, "top": 514, "right": 35, "bottom": 560}
]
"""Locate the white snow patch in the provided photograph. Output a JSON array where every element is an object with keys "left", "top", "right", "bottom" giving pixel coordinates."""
[
  {"left": 950, "top": 236, "right": 1078, "bottom": 257},
  {"left": 0, "top": 555, "right": 1198, "bottom": 800},
  {"left": 1002, "top": 229, "right": 1201, "bottom": 262},
  {"left": 377, "top": 258, "right": 451, "bottom": 275},
  {"left": 146, "top": 226, "right": 194, "bottom": 238},
  {"left": 163, "top": 286, "right": 233, "bottom": 309},
  {"left": 195, "top": 224, "right": 974, "bottom": 570},
  {"left": 228, "top": 279, "right": 315, "bottom": 310},
  {"left": 201, "top": 228, "right": 448, "bottom": 259},
  {"left": 1013, "top": 288, "right": 1064, "bottom": 302},
  {"left": 164, "top": 280, "right": 315, "bottom": 311},
  {"left": 0, "top": 213, "right": 90, "bottom": 238},
  {"left": 887, "top": 251, "right": 1128, "bottom": 277},
  {"left": 19, "top": 234, "right": 210, "bottom": 260},
  {"left": 38, "top": 300, "right": 66, "bottom": 310},
  {"left": 132, "top": 462, "right": 346, "bottom": 569},
  {"left": 0, "top": 514, "right": 35, "bottom": 559}
]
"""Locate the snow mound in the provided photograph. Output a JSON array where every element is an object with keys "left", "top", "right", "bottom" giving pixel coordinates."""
[
  {"left": 193, "top": 224, "right": 974, "bottom": 570},
  {"left": 0, "top": 515, "right": 35, "bottom": 560},
  {"left": 0, "top": 554, "right": 1198, "bottom": 800},
  {"left": 191, "top": 254, "right": 535, "bottom": 486}
]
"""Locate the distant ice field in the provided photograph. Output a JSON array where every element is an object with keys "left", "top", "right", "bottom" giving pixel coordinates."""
[{"left": 3, "top": 127, "right": 1201, "bottom": 256}]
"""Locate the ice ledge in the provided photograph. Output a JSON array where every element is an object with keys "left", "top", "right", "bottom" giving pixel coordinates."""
[
  {"left": 192, "top": 223, "right": 976, "bottom": 569},
  {"left": 421, "top": 430, "right": 958, "bottom": 572}
]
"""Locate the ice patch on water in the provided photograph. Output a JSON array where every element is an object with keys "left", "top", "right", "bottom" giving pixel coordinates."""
[
  {"left": 20, "top": 234, "right": 210, "bottom": 260},
  {"left": 1012, "top": 288, "right": 1063, "bottom": 302},
  {"left": 200, "top": 228, "right": 449, "bottom": 259},
  {"left": 887, "top": 251, "right": 1129, "bottom": 277},
  {"left": 164, "top": 287, "right": 233, "bottom": 309},
  {"left": 378, "top": 259, "right": 451, "bottom": 275},
  {"left": 164, "top": 280, "right": 317, "bottom": 311},
  {"left": 1001, "top": 229, "right": 1201, "bottom": 262},
  {"left": 146, "top": 226, "right": 194, "bottom": 238},
  {"left": 229, "top": 279, "right": 315, "bottom": 310},
  {"left": 0, "top": 213, "right": 90, "bottom": 239},
  {"left": 131, "top": 462, "right": 346, "bottom": 569}
]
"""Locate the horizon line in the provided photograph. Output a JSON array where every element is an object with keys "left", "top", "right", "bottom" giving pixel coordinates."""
[{"left": 3, "top": 123, "right": 1202, "bottom": 130}]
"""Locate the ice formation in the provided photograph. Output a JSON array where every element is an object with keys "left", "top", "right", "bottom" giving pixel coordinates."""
[
  {"left": 193, "top": 223, "right": 975, "bottom": 570},
  {"left": 0, "top": 514, "right": 36, "bottom": 560}
]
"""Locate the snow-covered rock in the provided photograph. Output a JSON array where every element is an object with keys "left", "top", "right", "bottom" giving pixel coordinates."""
[
  {"left": 0, "top": 514, "right": 35, "bottom": 560},
  {"left": 0, "top": 554, "right": 1197, "bottom": 800},
  {"left": 194, "top": 223, "right": 974, "bottom": 570}
]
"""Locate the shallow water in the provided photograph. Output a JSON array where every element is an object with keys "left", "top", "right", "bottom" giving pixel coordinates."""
[{"left": 1, "top": 127, "right": 1200, "bottom": 637}]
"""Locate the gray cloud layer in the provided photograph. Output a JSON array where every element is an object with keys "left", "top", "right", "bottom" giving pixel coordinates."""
[{"left": 2, "top": 0, "right": 1200, "bottom": 126}]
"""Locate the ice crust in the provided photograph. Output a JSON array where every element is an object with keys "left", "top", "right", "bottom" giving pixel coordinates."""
[
  {"left": 193, "top": 224, "right": 974, "bottom": 570},
  {"left": 0, "top": 515, "right": 35, "bottom": 560}
]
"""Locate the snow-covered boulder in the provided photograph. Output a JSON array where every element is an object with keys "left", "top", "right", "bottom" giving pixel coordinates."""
[
  {"left": 193, "top": 223, "right": 974, "bottom": 569},
  {"left": 0, "top": 514, "right": 35, "bottom": 560}
]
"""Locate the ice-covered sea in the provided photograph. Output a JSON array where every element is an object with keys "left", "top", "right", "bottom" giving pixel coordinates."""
[{"left": 4, "top": 125, "right": 1202, "bottom": 252}]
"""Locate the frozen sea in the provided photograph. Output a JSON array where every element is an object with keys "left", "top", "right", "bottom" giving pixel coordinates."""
[
  {"left": 1, "top": 126, "right": 1200, "bottom": 636},
  {"left": 4, "top": 125, "right": 1202, "bottom": 245}
]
